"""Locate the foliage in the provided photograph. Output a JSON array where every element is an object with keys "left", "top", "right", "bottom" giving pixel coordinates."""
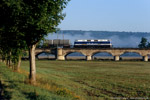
[
  {"left": 15, "top": 0, "right": 70, "bottom": 47},
  {"left": 0, "top": 0, "right": 70, "bottom": 83},
  {"left": 0, "top": 0, "right": 27, "bottom": 69},
  {"left": 138, "top": 37, "right": 149, "bottom": 48}
]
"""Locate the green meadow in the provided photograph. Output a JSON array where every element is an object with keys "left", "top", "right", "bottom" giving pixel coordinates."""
[{"left": 0, "top": 61, "right": 150, "bottom": 100}]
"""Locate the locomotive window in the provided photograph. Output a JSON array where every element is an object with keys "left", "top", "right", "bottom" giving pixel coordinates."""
[
  {"left": 94, "top": 40, "right": 98, "bottom": 41},
  {"left": 87, "top": 40, "right": 91, "bottom": 42}
]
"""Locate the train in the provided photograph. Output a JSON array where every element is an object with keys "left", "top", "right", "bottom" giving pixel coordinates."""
[{"left": 43, "top": 39, "right": 112, "bottom": 48}]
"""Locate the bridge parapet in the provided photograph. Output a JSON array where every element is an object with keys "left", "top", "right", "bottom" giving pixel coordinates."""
[{"left": 56, "top": 48, "right": 150, "bottom": 61}]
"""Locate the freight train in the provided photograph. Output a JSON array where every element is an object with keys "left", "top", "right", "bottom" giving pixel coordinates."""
[{"left": 44, "top": 39, "right": 112, "bottom": 48}]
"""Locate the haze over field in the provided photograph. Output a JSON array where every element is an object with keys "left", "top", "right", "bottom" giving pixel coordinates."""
[{"left": 47, "top": 30, "right": 150, "bottom": 48}]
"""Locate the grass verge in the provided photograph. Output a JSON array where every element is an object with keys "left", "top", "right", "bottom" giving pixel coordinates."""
[{"left": 0, "top": 62, "right": 78, "bottom": 100}]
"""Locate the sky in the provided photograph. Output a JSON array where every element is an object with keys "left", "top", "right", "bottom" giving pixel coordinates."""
[{"left": 58, "top": 0, "right": 150, "bottom": 32}]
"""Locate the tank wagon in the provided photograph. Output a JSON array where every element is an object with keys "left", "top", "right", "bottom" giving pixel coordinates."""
[
  {"left": 48, "top": 39, "right": 70, "bottom": 48},
  {"left": 74, "top": 39, "right": 112, "bottom": 48}
]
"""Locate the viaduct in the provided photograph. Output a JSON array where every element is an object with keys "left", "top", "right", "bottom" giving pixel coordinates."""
[{"left": 35, "top": 48, "right": 150, "bottom": 61}]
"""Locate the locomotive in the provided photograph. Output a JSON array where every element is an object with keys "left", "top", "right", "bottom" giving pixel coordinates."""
[
  {"left": 74, "top": 39, "right": 112, "bottom": 48},
  {"left": 44, "top": 39, "right": 112, "bottom": 48}
]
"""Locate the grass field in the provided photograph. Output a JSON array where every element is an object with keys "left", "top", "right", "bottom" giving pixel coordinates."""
[{"left": 0, "top": 60, "right": 150, "bottom": 100}]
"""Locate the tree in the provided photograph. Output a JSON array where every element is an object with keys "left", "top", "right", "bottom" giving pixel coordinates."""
[
  {"left": 18, "top": 0, "right": 70, "bottom": 84},
  {"left": 0, "top": 0, "right": 70, "bottom": 84},
  {"left": 138, "top": 37, "right": 147, "bottom": 48},
  {"left": 20, "top": 0, "right": 70, "bottom": 84}
]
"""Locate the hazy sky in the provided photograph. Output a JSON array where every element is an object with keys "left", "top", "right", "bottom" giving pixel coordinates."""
[{"left": 58, "top": 0, "right": 150, "bottom": 32}]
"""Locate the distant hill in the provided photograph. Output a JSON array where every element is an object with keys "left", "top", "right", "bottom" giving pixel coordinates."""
[
  {"left": 46, "top": 30, "right": 150, "bottom": 48},
  {"left": 59, "top": 30, "right": 150, "bottom": 39}
]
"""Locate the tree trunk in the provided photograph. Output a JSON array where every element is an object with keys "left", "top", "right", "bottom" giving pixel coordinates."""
[
  {"left": 6, "top": 59, "right": 11, "bottom": 68},
  {"left": 6, "top": 59, "right": 9, "bottom": 66},
  {"left": 8, "top": 59, "right": 11, "bottom": 68},
  {"left": 17, "top": 56, "right": 21, "bottom": 71},
  {"left": 14, "top": 56, "right": 21, "bottom": 72},
  {"left": 29, "top": 44, "right": 36, "bottom": 84},
  {"left": 7, "top": 52, "right": 11, "bottom": 68},
  {"left": 2, "top": 56, "right": 5, "bottom": 63}
]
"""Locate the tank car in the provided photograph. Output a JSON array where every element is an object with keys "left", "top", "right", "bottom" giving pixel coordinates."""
[{"left": 53, "top": 39, "right": 70, "bottom": 48}]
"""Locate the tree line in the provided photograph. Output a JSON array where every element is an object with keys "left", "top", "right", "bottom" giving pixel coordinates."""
[{"left": 0, "top": 0, "right": 70, "bottom": 84}]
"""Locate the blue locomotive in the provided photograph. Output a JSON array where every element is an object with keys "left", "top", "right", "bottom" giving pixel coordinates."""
[{"left": 74, "top": 39, "right": 112, "bottom": 48}]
